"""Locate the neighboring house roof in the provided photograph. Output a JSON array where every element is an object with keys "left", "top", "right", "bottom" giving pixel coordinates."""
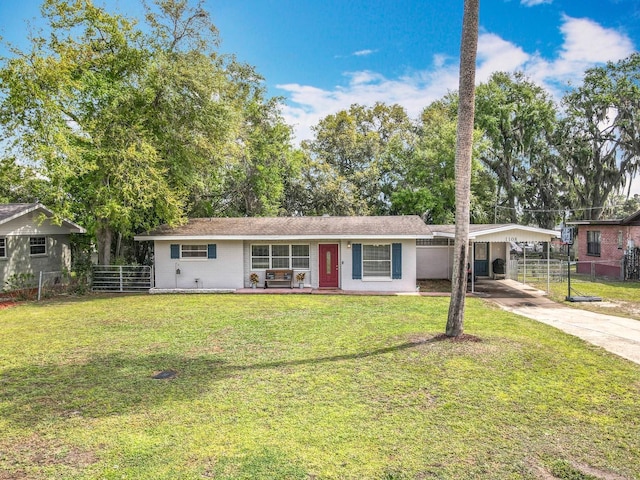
[
  {"left": 567, "top": 209, "right": 640, "bottom": 227},
  {"left": 135, "top": 215, "right": 433, "bottom": 241},
  {"left": 427, "top": 223, "right": 560, "bottom": 241},
  {"left": 0, "top": 203, "right": 86, "bottom": 233}
]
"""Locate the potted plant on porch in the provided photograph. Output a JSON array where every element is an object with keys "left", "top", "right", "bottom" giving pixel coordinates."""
[
  {"left": 296, "top": 272, "right": 306, "bottom": 289},
  {"left": 249, "top": 272, "right": 259, "bottom": 289}
]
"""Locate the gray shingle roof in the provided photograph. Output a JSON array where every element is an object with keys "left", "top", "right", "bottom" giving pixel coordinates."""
[
  {"left": 137, "top": 215, "right": 432, "bottom": 239},
  {"left": 0, "top": 203, "right": 36, "bottom": 223},
  {"left": 0, "top": 203, "right": 86, "bottom": 233}
]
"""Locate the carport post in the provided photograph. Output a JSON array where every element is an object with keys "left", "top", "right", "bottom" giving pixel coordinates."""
[
  {"left": 471, "top": 241, "right": 475, "bottom": 293},
  {"left": 547, "top": 242, "right": 550, "bottom": 293},
  {"left": 523, "top": 246, "right": 527, "bottom": 284}
]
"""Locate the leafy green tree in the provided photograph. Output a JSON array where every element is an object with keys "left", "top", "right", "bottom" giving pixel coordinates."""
[
  {"left": 281, "top": 149, "right": 368, "bottom": 216},
  {"left": 557, "top": 53, "right": 640, "bottom": 220},
  {"left": 0, "top": 157, "right": 46, "bottom": 203},
  {"left": 391, "top": 97, "right": 494, "bottom": 224},
  {"left": 304, "top": 102, "right": 414, "bottom": 215},
  {"left": 0, "top": 0, "right": 284, "bottom": 263},
  {"left": 475, "top": 72, "right": 558, "bottom": 224},
  {"left": 601, "top": 193, "right": 640, "bottom": 219},
  {"left": 212, "top": 96, "right": 295, "bottom": 217}
]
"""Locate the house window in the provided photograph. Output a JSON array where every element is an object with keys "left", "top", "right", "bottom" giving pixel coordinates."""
[
  {"left": 271, "top": 245, "right": 290, "bottom": 268},
  {"left": 30, "top": 236, "right": 46, "bottom": 255},
  {"left": 251, "top": 244, "right": 310, "bottom": 269},
  {"left": 292, "top": 245, "right": 310, "bottom": 269},
  {"left": 0, "top": 237, "right": 5, "bottom": 258},
  {"left": 181, "top": 245, "right": 207, "bottom": 258},
  {"left": 251, "top": 245, "right": 270, "bottom": 269},
  {"left": 416, "top": 238, "right": 450, "bottom": 246},
  {"left": 362, "top": 244, "right": 391, "bottom": 277},
  {"left": 586, "top": 231, "right": 601, "bottom": 256},
  {"left": 618, "top": 231, "right": 623, "bottom": 249}
]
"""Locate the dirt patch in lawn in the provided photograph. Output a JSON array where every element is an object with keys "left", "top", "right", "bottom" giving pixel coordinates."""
[
  {"left": 432, "top": 333, "right": 482, "bottom": 343},
  {"left": 417, "top": 279, "right": 451, "bottom": 293},
  {"left": 0, "top": 300, "right": 18, "bottom": 310},
  {"left": 0, "top": 433, "right": 99, "bottom": 476}
]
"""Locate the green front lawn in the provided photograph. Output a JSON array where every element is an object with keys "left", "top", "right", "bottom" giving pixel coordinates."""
[
  {"left": 1, "top": 294, "right": 639, "bottom": 479},
  {"left": 530, "top": 275, "right": 640, "bottom": 321}
]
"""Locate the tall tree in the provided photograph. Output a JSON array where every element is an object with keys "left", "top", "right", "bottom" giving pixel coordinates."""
[
  {"left": 0, "top": 0, "right": 280, "bottom": 263},
  {"left": 0, "top": 157, "right": 46, "bottom": 203},
  {"left": 304, "top": 102, "right": 413, "bottom": 215},
  {"left": 557, "top": 53, "right": 640, "bottom": 220},
  {"left": 446, "top": 0, "right": 479, "bottom": 338},
  {"left": 475, "top": 72, "right": 558, "bottom": 224},
  {"left": 391, "top": 96, "right": 495, "bottom": 224}
]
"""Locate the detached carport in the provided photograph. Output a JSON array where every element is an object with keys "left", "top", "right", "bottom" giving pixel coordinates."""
[{"left": 417, "top": 224, "right": 561, "bottom": 293}]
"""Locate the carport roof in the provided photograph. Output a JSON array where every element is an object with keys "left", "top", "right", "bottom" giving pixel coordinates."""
[{"left": 427, "top": 223, "right": 560, "bottom": 241}]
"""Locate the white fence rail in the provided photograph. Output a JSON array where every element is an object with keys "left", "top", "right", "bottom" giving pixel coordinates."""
[
  {"left": 507, "top": 259, "right": 567, "bottom": 283},
  {"left": 91, "top": 265, "right": 153, "bottom": 292}
]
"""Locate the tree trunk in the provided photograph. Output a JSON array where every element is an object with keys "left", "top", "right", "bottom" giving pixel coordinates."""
[
  {"left": 446, "top": 0, "right": 479, "bottom": 337},
  {"left": 96, "top": 218, "right": 113, "bottom": 266}
]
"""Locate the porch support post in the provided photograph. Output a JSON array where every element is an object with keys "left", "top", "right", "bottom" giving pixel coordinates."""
[
  {"left": 547, "top": 241, "right": 550, "bottom": 293},
  {"left": 471, "top": 241, "right": 475, "bottom": 293}
]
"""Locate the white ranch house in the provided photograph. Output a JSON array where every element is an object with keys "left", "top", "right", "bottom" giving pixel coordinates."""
[{"left": 135, "top": 216, "right": 559, "bottom": 293}]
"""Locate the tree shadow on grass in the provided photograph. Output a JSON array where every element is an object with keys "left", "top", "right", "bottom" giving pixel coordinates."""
[{"left": 0, "top": 337, "right": 444, "bottom": 428}]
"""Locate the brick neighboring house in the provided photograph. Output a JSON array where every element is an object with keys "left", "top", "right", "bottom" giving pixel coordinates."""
[{"left": 569, "top": 209, "right": 640, "bottom": 279}]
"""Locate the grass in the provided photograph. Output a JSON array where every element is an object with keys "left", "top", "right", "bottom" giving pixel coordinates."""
[
  {"left": 1, "top": 294, "right": 639, "bottom": 479},
  {"left": 529, "top": 275, "right": 640, "bottom": 321}
]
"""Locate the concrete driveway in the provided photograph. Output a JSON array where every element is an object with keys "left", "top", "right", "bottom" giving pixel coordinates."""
[{"left": 473, "top": 279, "right": 640, "bottom": 365}]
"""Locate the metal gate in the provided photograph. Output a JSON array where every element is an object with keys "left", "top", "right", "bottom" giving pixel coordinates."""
[
  {"left": 508, "top": 259, "right": 566, "bottom": 283},
  {"left": 624, "top": 247, "right": 640, "bottom": 281},
  {"left": 91, "top": 265, "right": 153, "bottom": 292}
]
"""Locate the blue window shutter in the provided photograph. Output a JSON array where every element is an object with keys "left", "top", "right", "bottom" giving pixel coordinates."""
[
  {"left": 170, "top": 244, "right": 179, "bottom": 259},
  {"left": 392, "top": 243, "right": 402, "bottom": 279},
  {"left": 352, "top": 243, "right": 362, "bottom": 279},
  {"left": 208, "top": 244, "right": 217, "bottom": 259}
]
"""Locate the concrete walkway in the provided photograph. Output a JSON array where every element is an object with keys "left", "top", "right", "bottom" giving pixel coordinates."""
[{"left": 475, "top": 279, "right": 640, "bottom": 365}]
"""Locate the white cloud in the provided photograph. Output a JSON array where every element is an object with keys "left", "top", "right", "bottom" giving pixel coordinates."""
[
  {"left": 521, "top": 0, "right": 552, "bottom": 6},
  {"left": 476, "top": 33, "right": 530, "bottom": 82},
  {"left": 278, "top": 15, "right": 635, "bottom": 143},
  {"left": 353, "top": 49, "right": 376, "bottom": 57}
]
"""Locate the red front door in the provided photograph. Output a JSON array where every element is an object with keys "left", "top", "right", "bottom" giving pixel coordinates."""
[{"left": 319, "top": 244, "right": 339, "bottom": 288}]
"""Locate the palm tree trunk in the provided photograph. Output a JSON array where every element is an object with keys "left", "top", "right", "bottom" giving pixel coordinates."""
[{"left": 446, "top": 0, "right": 479, "bottom": 337}]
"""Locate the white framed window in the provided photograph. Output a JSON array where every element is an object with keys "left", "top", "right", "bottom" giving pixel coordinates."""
[
  {"left": 251, "top": 244, "right": 310, "bottom": 270},
  {"left": 251, "top": 245, "right": 270, "bottom": 269},
  {"left": 271, "top": 245, "right": 290, "bottom": 268},
  {"left": 362, "top": 244, "right": 391, "bottom": 277},
  {"left": 181, "top": 244, "right": 207, "bottom": 258},
  {"left": 292, "top": 245, "right": 310, "bottom": 269},
  {"left": 0, "top": 237, "right": 6, "bottom": 258},
  {"left": 30, "top": 236, "right": 46, "bottom": 256}
]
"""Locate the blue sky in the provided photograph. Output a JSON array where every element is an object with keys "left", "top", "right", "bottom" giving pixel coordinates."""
[
  {"left": 0, "top": 1, "right": 638, "bottom": 197},
  {"left": 0, "top": 0, "right": 638, "bottom": 143}
]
